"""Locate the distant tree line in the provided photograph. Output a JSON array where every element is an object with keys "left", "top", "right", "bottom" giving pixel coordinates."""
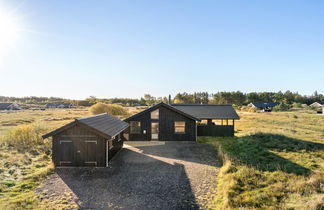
[
  {"left": 173, "top": 91, "right": 323, "bottom": 105},
  {"left": 0, "top": 96, "right": 78, "bottom": 105},
  {"left": 0, "top": 90, "right": 323, "bottom": 107}
]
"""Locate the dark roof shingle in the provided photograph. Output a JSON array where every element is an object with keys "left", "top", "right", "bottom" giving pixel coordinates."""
[
  {"left": 0, "top": 103, "right": 14, "bottom": 109},
  {"left": 43, "top": 113, "right": 129, "bottom": 139},
  {"left": 77, "top": 113, "right": 129, "bottom": 137},
  {"left": 171, "top": 104, "right": 240, "bottom": 120}
]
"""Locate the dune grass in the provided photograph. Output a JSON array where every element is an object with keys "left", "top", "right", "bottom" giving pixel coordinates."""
[
  {"left": 0, "top": 109, "right": 90, "bottom": 137},
  {"left": 199, "top": 111, "right": 324, "bottom": 209},
  {"left": 0, "top": 122, "right": 54, "bottom": 209},
  {"left": 0, "top": 109, "right": 89, "bottom": 209}
]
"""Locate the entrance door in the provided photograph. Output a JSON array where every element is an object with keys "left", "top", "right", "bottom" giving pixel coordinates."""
[
  {"left": 59, "top": 140, "right": 74, "bottom": 166},
  {"left": 151, "top": 122, "right": 159, "bottom": 140},
  {"left": 76, "top": 140, "right": 98, "bottom": 166}
]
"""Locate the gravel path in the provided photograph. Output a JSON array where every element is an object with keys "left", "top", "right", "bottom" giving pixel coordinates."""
[{"left": 36, "top": 141, "right": 220, "bottom": 209}]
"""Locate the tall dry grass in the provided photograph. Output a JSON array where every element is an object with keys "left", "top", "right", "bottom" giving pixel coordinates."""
[{"left": 0, "top": 123, "right": 48, "bottom": 147}]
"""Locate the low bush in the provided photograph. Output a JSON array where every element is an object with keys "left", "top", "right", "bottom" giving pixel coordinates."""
[
  {"left": 292, "top": 102, "right": 302, "bottom": 108},
  {"left": 273, "top": 103, "right": 292, "bottom": 111},
  {"left": 89, "top": 103, "right": 128, "bottom": 116},
  {"left": 0, "top": 123, "right": 49, "bottom": 147}
]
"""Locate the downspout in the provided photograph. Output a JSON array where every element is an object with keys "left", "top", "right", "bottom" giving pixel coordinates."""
[
  {"left": 195, "top": 122, "right": 197, "bottom": 142},
  {"left": 106, "top": 139, "right": 109, "bottom": 167}
]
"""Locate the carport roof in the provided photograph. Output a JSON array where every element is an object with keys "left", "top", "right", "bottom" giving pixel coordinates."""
[
  {"left": 42, "top": 113, "right": 129, "bottom": 139},
  {"left": 171, "top": 104, "right": 240, "bottom": 120}
]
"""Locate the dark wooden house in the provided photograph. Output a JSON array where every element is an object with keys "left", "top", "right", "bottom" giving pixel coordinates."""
[
  {"left": 43, "top": 113, "right": 128, "bottom": 167},
  {"left": 123, "top": 102, "right": 240, "bottom": 141},
  {"left": 124, "top": 103, "right": 199, "bottom": 141},
  {"left": 172, "top": 104, "right": 240, "bottom": 137}
]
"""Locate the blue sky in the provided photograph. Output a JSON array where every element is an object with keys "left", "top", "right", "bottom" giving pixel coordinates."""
[{"left": 0, "top": 0, "right": 323, "bottom": 99}]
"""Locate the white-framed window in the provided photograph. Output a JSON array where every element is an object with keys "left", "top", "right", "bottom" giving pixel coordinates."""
[
  {"left": 151, "top": 109, "right": 159, "bottom": 120},
  {"left": 174, "top": 121, "right": 185, "bottom": 133},
  {"left": 130, "top": 121, "right": 141, "bottom": 134}
]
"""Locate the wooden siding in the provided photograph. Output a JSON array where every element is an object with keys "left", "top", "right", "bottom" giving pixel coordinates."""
[
  {"left": 52, "top": 123, "right": 123, "bottom": 167},
  {"left": 197, "top": 125, "right": 234, "bottom": 137},
  {"left": 124, "top": 106, "right": 196, "bottom": 141}
]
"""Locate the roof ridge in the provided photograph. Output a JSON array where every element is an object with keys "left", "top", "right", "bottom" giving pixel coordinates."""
[{"left": 76, "top": 113, "right": 107, "bottom": 120}]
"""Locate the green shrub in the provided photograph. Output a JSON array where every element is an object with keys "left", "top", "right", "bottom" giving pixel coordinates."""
[
  {"left": 292, "top": 102, "right": 302, "bottom": 108},
  {"left": 89, "top": 103, "right": 128, "bottom": 116},
  {"left": 273, "top": 103, "right": 292, "bottom": 111}
]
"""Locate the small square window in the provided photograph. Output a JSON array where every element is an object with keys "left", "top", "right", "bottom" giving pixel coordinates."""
[
  {"left": 130, "top": 121, "right": 141, "bottom": 134},
  {"left": 151, "top": 109, "right": 159, "bottom": 119},
  {"left": 174, "top": 121, "right": 185, "bottom": 133}
]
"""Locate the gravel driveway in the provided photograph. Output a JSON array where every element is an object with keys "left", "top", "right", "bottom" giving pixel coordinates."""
[{"left": 36, "top": 141, "right": 220, "bottom": 209}]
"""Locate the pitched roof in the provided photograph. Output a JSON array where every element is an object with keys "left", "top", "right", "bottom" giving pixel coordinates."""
[
  {"left": 310, "top": 102, "right": 324, "bottom": 106},
  {"left": 42, "top": 113, "right": 129, "bottom": 139},
  {"left": 250, "top": 102, "right": 280, "bottom": 108},
  {"left": 171, "top": 104, "right": 240, "bottom": 120},
  {"left": 0, "top": 103, "right": 14, "bottom": 109},
  {"left": 124, "top": 102, "right": 200, "bottom": 121}
]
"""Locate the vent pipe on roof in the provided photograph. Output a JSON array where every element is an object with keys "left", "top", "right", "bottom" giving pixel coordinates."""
[{"left": 168, "top": 94, "right": 171, "bottom": 104}]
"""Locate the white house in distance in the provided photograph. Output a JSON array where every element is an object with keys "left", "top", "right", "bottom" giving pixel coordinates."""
[
  {"left": 309, "top": 102, "right": 324, "bottom": 114},
  {"left": 309, "top": 102, "right": 324, "bottom": 108},
  {"left": 0, "top": 103, "right": 21, "bottom": 110}
]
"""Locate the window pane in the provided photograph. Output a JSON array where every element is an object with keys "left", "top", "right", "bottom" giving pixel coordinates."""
[
  {"left": 130, "top": 121, "right": 141, "bottom": 134},
  {"left": 174, "top": 121, "right": 185, "bottom": 133},
  {"left": 151, "top": 109, "right": 159, "bottom": 119}
]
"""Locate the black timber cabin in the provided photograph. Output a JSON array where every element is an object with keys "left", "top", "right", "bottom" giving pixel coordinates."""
[
  {"left": 123, "top": 102, "right": 240, "bottom": 141},
  {"left": 42, "top": 113, "right": 128, "bottom": 167}
]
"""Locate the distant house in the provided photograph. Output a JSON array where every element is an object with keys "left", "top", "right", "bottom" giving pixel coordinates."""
[
  {"left": 0, "top": 103, "right": 21, "bottom": 110},
  {"left": 45, "top": 103, "right": 73, "bottom": 108},
  {"left": 248, "top": 102, "right": 280, "bottom": 112},
  {"left": 309, "top": 102, "right": 324, "bottom": 108}
]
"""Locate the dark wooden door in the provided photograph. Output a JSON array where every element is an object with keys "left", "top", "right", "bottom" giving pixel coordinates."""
[
  {"left": 84, "top": 140, "right": 97, "bottom": 166},
  {"left": 75, "top": 140, "right": 98, "bottom": 166},
  {"left": 58, "top": 139, "right": 98, "bottom": 167},
  {"left": 59, "top": 140, "right": 75, "bottom": 166}
]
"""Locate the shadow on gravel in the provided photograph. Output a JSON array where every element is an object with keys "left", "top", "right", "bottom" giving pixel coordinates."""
[
  {"left": 125, "top": 141, "right": 219, "bottom": 167},
  {"left": 55, "top": 146, "right": 199, "bottom": 209}
]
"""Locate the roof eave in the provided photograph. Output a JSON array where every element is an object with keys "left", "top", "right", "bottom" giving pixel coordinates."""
[
  {"left": 124, "top": 102, "right": 200, "bottom": 122},
  {"left": 42, "top": 120, "right": 77, "bottom": 139}
]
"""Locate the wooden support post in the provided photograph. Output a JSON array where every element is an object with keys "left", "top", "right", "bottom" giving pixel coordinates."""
[
  {"left": 226, "top": 119, "right": 228, "bottom": 125},
  {"left": 221, "top": 119, "right": 223, "bottom": 125},
  {"left": 233, "top": 119, "right": 234, "bottom": 127}
]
